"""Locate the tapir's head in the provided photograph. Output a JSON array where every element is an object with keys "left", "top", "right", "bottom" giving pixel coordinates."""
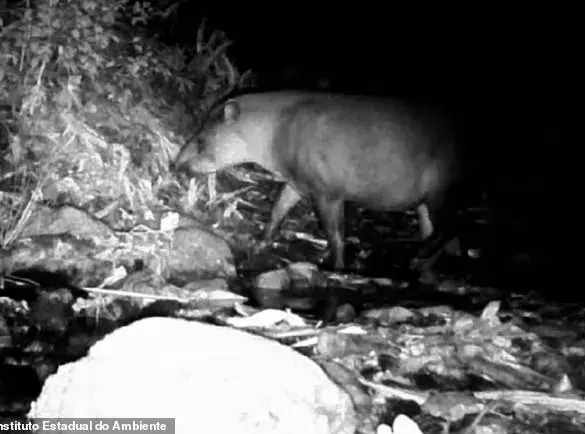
[{"left": 173, "top": 99, "right": 252, "bottom": 175}]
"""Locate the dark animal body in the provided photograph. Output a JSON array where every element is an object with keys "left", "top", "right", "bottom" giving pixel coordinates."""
[{"left": 174, "top": 91, "right": 462, "bottom": 271}]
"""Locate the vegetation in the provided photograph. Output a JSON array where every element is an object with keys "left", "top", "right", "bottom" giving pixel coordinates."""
[{"left": 0, "top": 0, "right": 252, "bottom": 248}]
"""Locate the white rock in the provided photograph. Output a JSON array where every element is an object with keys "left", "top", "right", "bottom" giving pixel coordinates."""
[
  {"left": 29, "top": 317, "right": 356, "bottom": 434},
  {"left": 393, "top": 414, "right": 423, "bottom": 434},
  {"left": 376, "top": 423, "right": 393, "bottom": 434}
]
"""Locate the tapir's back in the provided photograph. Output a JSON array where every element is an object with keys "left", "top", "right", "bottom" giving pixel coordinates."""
[{"left": 257, "top": 92, "right": 459, "bottom": 209}]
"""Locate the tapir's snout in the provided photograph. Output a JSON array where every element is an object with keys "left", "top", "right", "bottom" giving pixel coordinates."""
[
  {"left": 172, "top": 140, "right": 199, "bottom": 174},
  {"left": 171, "top": 155, "right": 188, "bottom": 174},
  {"left": 172, "top": 142, "right": 219, "bottom": 175},
  {"left": 171, "top": 149, "right": 185, "bottom": 173}
]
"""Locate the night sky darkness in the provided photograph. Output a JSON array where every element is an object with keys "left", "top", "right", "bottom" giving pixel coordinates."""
[{"left": 172, "top": 6, "right": 567, "bottom": 102}]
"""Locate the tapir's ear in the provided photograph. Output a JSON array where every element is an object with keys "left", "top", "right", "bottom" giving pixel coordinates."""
[{"left": 223, "top": 100, "right": 240, "bottom": 123}]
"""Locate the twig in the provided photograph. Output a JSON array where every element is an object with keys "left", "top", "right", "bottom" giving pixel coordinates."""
[
  {"left": 358, "top": 378, "right": 429, "bottom": 404},
  {"left": 475, "top": 390, "right": 585, "bottom": 414},
  {"left": 358, "top": 379, "right": 585, "bottom": 415},
  {"left": 81, "top": 286, "right": 188, "bottom": 302}
]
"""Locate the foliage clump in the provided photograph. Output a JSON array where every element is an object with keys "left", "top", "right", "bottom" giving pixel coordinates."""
[{"left": 0, "top": 0, "right": 252, "bottom": 246}]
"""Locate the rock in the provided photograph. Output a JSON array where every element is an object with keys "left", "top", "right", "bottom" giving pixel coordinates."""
[
  {"left": 167, "top": 227, "right": 236, "bottom": 285},
  {"left": 19, "top": 205, "right": 115, "bottom": 239},
  {"left": 3, "top": 206, "right": 236, "bottom": 289},
  {"left": 29, "top": 317, "right": 357, "bottom": 434}
]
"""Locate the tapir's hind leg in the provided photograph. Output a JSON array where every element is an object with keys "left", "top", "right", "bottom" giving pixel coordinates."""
[
  {"left": 417, "top": 204, "right": 434, "bottom": 239},
  {"left": 411, "top": 189, "right": 461, "bottom": 271}
]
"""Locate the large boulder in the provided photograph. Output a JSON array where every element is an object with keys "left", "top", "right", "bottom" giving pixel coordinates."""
[{"left": 29, "top": 317, "right": 357, "bottom": 434}]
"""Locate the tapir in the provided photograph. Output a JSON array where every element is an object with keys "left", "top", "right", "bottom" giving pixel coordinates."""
[{"left": 174, "top": 91, "right": 462, "bottom": 271}]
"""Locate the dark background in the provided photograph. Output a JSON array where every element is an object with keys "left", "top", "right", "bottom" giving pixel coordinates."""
[{"left": 167, "top": 5, "right": 570, "bottom": 102}]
